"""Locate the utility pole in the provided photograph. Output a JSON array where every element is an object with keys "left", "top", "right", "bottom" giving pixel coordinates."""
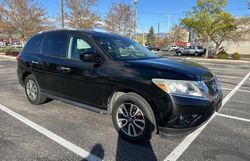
[
  {"left": 133, "top": 0, "right": 137, "bottom": 39},
  {"left": 142, "top": 28, "right": 145, "bottom": 46},
  {"left": 157, "top": 22, "right": 160, "bottom": 43},
  {"left": 61, "top": 0, "right": 64, "bottom": 28},
  {"left": 167, "top": 14, "right": 171, "bottom": 32}
]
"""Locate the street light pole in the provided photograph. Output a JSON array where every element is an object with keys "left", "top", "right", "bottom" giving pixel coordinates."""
[{"left": 167, "top": 14, "right": 171, "bottom": 32}]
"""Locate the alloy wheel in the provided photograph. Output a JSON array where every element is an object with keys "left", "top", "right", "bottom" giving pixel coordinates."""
[
  {"left": 26, "top": 79, "right": 38, "bottom": 101},
  {"left": 116, "top": 103, "right": 145, "bottom": 137}
]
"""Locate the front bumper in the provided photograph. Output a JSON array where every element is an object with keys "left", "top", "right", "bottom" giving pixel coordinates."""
[{"left": 158, "top": 90, "right": 223, "bottom": 137}]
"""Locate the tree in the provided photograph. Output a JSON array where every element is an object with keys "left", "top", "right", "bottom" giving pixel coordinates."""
[
  {"left": 168, "top": 25, "right": 189, "bottom": 43},
  {"left": 0, "top": 0, "right": 49, "bottom": 44},
  {"left": 104, "top": 2, "right": 133, "bottom": 37},
  {"left": 248, "top": 0, "right": 250, "bottom": 9},
  {"left": 146, "top": 26, "right": 156, "bottom": 46},
  {"left": 65, "top": 0, "right": 100, "bottom": 29},
  {"left": 181, "top": 0, "right": 236, "bottom": 55}
]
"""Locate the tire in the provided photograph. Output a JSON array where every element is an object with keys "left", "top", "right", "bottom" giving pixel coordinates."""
[
  {"left": 177, "top": 52, "right": 182, "bottom": 56},
  {"left": 112, "top": 92, "right": 156, "bottom": 143},
  {"left": 194, "top": 52, "right": 199, "bottom": 56},
  {"left": 24, "top": 74, "right": 47, "bottom": 105}
]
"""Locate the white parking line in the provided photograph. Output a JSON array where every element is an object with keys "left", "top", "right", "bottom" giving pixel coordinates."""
[
  {"left": 217, "top": 75, "right": 241, "bottom": 79},
  {"left": 222, "top": 87, "right": 250, "bottom": 93},
  {"left": 0, "top": 104, "right": 102, "bottom": 161},
  {"left": 216, "top": 113, "right": 250, "bottom": 123},
  {"left": 164, "top": 71, "right": 250, "bottom": 161}
]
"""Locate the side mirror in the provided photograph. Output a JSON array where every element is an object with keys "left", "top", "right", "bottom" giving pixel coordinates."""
[{"left": 79, "top": 50, "right": 99, "bottom": 62}]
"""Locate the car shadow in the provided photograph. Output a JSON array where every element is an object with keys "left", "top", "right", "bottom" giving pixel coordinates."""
[
  {"left": 115, "top": 118, "right": 157, "bottom": 161},
  {"left": 82, "top": 143, "right": 104, "bottom": 161}
]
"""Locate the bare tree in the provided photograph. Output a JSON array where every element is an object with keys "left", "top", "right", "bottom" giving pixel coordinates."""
[
  {"left": 157, "top": 25, "right": 188, "bottom": 47},
  {"left": 104, "top": 2, "right": 133, "bottom": 37},
  {"left": 168, "top": 25, "right": 188, "bottom": 43},
  {"left": 65, "top": 0, "right": 99, "bottom": 29},
  {"left": 233, "top": 16, "right": 250, "bottom": 41},
  {"left": 0, "top": 0, "right": 49, "bottom": 44}
]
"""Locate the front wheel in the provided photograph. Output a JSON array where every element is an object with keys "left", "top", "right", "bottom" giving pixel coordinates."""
[
  {"left": 112, "top": 93, "right": 156, "bottom": 143},
  {"left": 177, "top": 52, "right": 182, "bottom": 56}
]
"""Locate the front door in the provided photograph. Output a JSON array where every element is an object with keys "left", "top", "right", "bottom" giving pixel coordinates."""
[{"left": 60, "top": 35, "right": 104, "bottom": 108}]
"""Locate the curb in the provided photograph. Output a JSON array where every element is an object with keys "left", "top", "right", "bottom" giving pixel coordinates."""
[
  {"left": 184, "top": 57, "right": 250, "bottom": 64},
  {"left": 0, "top": 54, "right": 17, "bottom": 61}
]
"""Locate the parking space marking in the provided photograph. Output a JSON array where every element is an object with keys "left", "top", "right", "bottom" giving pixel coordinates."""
[
  {"left": 208, "top": 67, "right": 245, "bottom": 71},
  {"left": 216, "top": 113, "right": 250, "bottom": 123},
  {"left": 164, "top": 71, "right": 250, "bottom": 161},
  {"left": 217, "top": 75, "right": 242, "bottom": 79},
  {"left": 0, "top": 104, "right": 102, "bottom": 161},
  {"left": 222, "top": 87, "right": 250, "bottom": 93}
]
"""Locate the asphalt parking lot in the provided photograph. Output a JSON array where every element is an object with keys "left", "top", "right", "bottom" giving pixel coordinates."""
[{"left": 0, "top": 55, "right": 249, "bottom": 161}]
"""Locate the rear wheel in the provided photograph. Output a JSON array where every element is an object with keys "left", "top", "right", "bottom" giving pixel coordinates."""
[
  {"left": 194, "top": 52, "right": 199, "bottom": 56},
  {"left": 24, "top": 74, "right": 47, "bottom": 105},
  {"left": 112, "top": 93, "right": 156, "bottom": 143}
]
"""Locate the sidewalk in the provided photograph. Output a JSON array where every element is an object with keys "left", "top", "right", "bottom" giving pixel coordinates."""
[
  {"left": 184, "top": 57, "right": 250, "bottom": 64},
  {"left": 0, "top": 53, "right": 17, "bottom": 61}
]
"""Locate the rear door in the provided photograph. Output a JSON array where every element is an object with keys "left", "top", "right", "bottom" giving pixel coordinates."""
[{"left": 31, "top": 33, "right": 68, "bottom": 95}]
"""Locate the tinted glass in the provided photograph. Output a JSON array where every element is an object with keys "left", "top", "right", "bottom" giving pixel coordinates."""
[
  {"left": 67, "top": 36, "right": 94, "bottom": 60},
  {"left": 23, "top": 34, "right": 44, "bottom": 53},
  {"left": 42, "top": 34, "right": 68, "bottom": 58},
  {"left": 93, "top": 35, "right": 158, "bottom": 60}
]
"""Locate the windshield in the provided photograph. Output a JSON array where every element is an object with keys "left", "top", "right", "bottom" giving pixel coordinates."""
[{"left": 93, "top": 35, "right": 158, "bottom": 60}]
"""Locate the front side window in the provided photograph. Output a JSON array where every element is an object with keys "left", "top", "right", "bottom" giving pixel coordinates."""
[
  {"left": 93, "top": 35, "right": 158, "bottom": 60},
  {"left": 67, "top": 36, "right": 94, "bottom": 60},
  {"left": 42, "top": 34, "right": 68, "bottom": 58},
  {"left": 23, "top": 34, "right": 44, "bottom": 53}
]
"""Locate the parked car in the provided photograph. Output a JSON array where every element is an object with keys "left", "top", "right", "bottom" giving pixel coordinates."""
[
  {"left": 146, "top": 45, "right": 160, "bottom": 51},
  {"left": 13, "top": 42, "right": 23, "bottom": 48},
  {"left": 176, "top": 45, "right": 206, "bottom": 56},
  {"left": 161, "top": 45, "right": 179, "bottom": 51},
  {"left": 17, "top": 30, "right": 222, "bottom": 143}
]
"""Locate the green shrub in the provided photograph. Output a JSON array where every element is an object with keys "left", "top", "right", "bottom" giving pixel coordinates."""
[
  {"left": 232, "top": 52, "right": 240, "bottom": 60},
  {"left": 216, "top": 51, "right": 228, "bottom": 59}
]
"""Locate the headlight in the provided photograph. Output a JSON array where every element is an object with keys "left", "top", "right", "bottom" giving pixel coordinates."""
[{"left": 152, "top": 79, "right": 208, "bottom": 97}]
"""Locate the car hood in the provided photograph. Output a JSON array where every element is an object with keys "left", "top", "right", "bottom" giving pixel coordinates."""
[{"left": 125, "top": 57, "right": 214, "bottom": 81}]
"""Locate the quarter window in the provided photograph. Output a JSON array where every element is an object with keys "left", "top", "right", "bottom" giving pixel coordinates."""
[
  {"left": 23, "top": 34, "right": 44, "bottom": 53},
  {"left": 42, "top": 34, "right": 68, "bottom": 58}
]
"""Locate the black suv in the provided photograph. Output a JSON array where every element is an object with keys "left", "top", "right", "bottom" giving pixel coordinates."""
[{"left": 17, "top": 30, "right": 222, "bottom": 142}]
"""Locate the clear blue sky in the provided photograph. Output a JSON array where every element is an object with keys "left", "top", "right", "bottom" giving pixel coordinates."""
[{"left": 40, "top": 0, "right": 250, "bottom": 33}]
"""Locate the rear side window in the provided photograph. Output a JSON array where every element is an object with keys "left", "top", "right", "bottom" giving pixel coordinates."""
[
  {"left": 42, "top": 34, "right": 68, "bottom": 58},
  {"left": 23, "top": 34, "right": 44, "bottom": 53}
]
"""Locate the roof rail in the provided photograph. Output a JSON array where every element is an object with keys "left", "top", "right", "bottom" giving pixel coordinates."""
[{"left": 38, "top": 28, "right": 71, "bottom": 34}]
